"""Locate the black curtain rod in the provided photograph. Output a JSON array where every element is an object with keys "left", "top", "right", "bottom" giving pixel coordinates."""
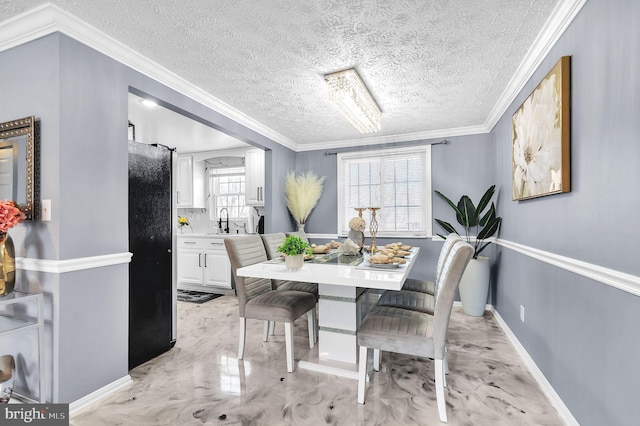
[{"left": 323, "top": 139, "right": 449, "bottom": 156}]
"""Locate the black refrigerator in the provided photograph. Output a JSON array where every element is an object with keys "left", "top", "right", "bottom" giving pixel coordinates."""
[{"left": 128, "top": 141, "right": 177, "bottom": 370}]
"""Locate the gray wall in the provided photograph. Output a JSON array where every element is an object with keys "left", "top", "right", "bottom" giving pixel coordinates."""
[
  {"left": 4, "top": 0, "right": 636, "bottom": 420},
  {"left": 491, "top": 0, "right": 640, "bottom": 424},
  {"left": 2, "top": 32, "right": 296, "bottom": 403},
  {"left": 295, "top": 133, "right": 495, "bottom": 285}
]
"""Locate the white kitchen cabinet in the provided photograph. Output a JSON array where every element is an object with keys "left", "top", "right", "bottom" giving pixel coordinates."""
[
  {"left": 203, "top": 239, "right": 232, "bottom": 287},
  {"left": 176, "top": 155, "right": 206, "bottom": 208},
  {"left": 177, "top": 240, "right": 204, "bottom": 284},
  {"left": 177, "top": 236, "right": 233, "bottom": 293},
  {"left": 245, "top": 148, "right": 265, "bottom": 206}
]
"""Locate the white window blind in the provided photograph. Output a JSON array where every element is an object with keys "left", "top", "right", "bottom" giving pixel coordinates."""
[
  {"left": 209, "top": 167, "right": 250, "bottom": 219},
  {"left": 337, "top": 146, "right": 432, "bottom": 238}
]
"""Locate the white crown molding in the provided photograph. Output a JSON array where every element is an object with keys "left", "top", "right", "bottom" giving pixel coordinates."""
[
  {"left": 298, "top": 125, "right": 488, "bottom": 152},
  {"left": 490, "top": 307, "right": 580, "bottom": 426},
  {"left": 0, "top": 2, "right": 585, "bottom": 152},
  {"left": 484, "top": 0, "right": 587, "bottom": 131},
  {"left": 496, "top": 238, "right": 640, "bottom": 298},
  {"left": 17, "top": 252, "right": 133, "bottom": 273},
  {"left": 69, "top": 375, "right": 132, "bottom": 415},
  {"left": 0, "top": 3, "right": 297, "bottom": 152}
]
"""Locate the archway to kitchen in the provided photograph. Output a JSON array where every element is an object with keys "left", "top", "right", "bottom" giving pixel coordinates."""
[{"left": 127, "top": 89, "right": 264, "bottom": 368}]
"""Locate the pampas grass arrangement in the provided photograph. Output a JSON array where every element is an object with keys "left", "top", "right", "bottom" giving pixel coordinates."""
[{"left": 285, "top": 171, "right": 326, "bottom": 225}]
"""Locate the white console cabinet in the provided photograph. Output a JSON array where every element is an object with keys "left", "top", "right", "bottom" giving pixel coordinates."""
[
  {"left": 177, "top": 235, "right": 233, "bottom": 293},
  {"left": 0, "top": 291, "right": 45, "bottom": 403}
]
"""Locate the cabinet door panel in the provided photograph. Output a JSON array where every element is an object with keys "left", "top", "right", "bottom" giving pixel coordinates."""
[
  {"left": 204, "top": 250, "right": 232, "bottom": 288},
  {"left": 177, "top": 249, "right": 203, "bottom": 284},
  {"left": 177, "top": 156, "right": 194, "bottom": 207},
  {"left": 245, "top": 148, "right": 264, "bottom": 206}
]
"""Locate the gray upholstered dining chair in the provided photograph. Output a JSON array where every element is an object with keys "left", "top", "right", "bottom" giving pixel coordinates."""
[
  {"left": 376, "top": 233, "right": 463, "bottom": 314},
  {"left": 371, "top": 233, "right": 463, "bottom": 370},
  {"left": 260, "top": 232, "right": 318, "bottom": 298},
  {"left": 224, "top": 236, "right": 317, "bottom": 373},
  {"left": 260, "top": 232, "right": 319, "bottom": 339},
  {"left": 285, "top": 231, "right": 309, "bottom": 243},
  {"left": 356, "top": 240, "right": 474, "bottom": 423},
  {"left": 400, "top": 233, "right": 463, "bottom": 294}
]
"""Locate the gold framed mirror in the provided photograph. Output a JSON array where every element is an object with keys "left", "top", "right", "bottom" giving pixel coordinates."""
[{"left": 0, "top": 116, "right": 38, "bottom": 220}]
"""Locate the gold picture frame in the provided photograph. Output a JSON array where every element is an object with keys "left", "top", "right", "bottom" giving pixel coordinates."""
[{"left": 512, "top": 56, "right": 571, "bottom": 201}]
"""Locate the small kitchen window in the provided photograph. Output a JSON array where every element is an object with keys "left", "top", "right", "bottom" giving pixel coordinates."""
[{"left": 209, "top": 167, "right": 251, "bottom": 220}]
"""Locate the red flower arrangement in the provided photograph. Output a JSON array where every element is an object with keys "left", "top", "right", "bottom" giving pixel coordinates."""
[{"left": 0, "top": 201, "right": 26, "bottom": 235}]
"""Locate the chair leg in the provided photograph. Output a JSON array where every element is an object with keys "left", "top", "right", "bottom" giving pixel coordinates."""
[
  {"left": 269, "top": 320, "right": 275, "bottom": 335},
  {"left": 373, "top": 349, "right": 381, "bottom": 371},
  {"left": 443, "top": 350, "right": 449, "bottom": 388},
  {"left": 263, "top": 320, "right": 270, "bottom": 342},
  {"left": 307, "top": 309, "right": 316, "bottom": 348},
  {"left": 357, "top": 345, "right": 368, "bottom": 404},
  {"left": 435, "top": 359, "right": 448, "bottom": 422},
  {"left": 284, "top": 322, "right": 294, "bottom": 373},
  {"left": 315, "top": 305, "right": 319, "bottom": 343},
  {"left": 238, "top": 317, "right": 246, "bottom": 360}
]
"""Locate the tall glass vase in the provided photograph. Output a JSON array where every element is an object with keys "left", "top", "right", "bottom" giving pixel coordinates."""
[{"left": 0, "top": 233, "right": 16, "bottom": 297}]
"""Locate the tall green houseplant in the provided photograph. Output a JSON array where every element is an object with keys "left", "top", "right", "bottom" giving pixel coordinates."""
[{"left": 434, "top": 185, "right": 502, "bottom": 259}]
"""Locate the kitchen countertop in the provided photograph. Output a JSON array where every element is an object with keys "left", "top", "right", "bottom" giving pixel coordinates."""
[{"left": 177, "top": 233, "right": 251, "bottom": 238}]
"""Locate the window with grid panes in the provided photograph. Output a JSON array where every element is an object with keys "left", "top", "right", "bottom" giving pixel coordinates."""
[
  {"left": 209, "top": 167, "right": 251, "bottom": 219},
  {"left": 337, "top": 146, "right": 432, "bottom": 238}
]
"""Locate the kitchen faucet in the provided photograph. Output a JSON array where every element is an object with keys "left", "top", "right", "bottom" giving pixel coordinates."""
[{"left": 219, "top": 208, "right": 229, "bottom": 233}]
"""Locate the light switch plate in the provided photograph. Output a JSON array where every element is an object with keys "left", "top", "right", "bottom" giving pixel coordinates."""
[{"left": 42, "top": 199, "right": 51, "bottom": 221}]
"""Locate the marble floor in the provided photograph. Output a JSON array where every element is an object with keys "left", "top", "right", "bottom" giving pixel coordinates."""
[{"left": 70, "top": 296, "right": 563, "bottom": 426}]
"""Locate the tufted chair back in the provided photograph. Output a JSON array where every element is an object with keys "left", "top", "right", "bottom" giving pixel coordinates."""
[
  {"left": 434, "top": 233, "right": 464, "bottom": 297},
  {"left": 224, "top": 236, "right": 272, "bottom": 317},
  {"left": 432, "top": 240, "right": 474, "bottom": 358},
  {"left": 260, "top": 233, "right": 286, "bottom": 260}
]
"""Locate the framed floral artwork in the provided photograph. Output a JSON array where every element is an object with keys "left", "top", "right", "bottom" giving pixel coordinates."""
[{"left": 512, "top": 56, "right": 571, "bottom": 201}]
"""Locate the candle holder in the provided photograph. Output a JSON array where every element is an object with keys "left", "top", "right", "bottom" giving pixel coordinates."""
[
  {"left": 368, "top": 207, "right": 380, "bottom": 253},
  {"left": 354, "top": 207, "right": 367, "bottom": 218}
]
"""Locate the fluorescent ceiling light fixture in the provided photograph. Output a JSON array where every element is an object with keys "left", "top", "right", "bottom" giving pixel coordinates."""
[
  {"left": 324, "top": 68, "right": 381, "bottom": 134},
  {"left": 139, "top": 98, "right": 158, "bottom": 108}
]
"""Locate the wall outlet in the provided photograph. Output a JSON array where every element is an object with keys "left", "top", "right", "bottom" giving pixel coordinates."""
[{"left": 520, "top": 305, "right": 525, "bottom": 323}]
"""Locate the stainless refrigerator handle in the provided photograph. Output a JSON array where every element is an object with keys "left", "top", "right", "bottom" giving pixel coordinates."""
[{"left": 198, "top": 253, "right": 201, "bottom": 267}]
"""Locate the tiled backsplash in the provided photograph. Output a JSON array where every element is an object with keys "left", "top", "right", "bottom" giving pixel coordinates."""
[{"left": 177, "top": 208, "right": 251, "bottom": 234}]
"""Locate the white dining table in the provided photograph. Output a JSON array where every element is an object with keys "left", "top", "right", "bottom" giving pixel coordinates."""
[{"left": 236, "top": 248, "right": 419, "bottom": 379}]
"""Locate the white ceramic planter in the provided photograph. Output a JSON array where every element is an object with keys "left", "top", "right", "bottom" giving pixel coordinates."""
[
  {"left": 458, "top": 256, "right": 491, "bottom": 316},
  {"left": 284, "top": 254, "right": 304, "bottom": 271}
]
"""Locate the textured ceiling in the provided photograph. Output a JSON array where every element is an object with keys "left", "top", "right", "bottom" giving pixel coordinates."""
[{"left": 0, "top": 0, "right": 561, "bottom": 148}]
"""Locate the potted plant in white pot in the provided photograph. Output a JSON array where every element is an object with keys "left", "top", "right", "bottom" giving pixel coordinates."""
[
  {"left": 277, "top": 235, "right": 312, "bottom": 271},
  {"left": 434, "top": 185, "right": 502, "bottom": 316}
]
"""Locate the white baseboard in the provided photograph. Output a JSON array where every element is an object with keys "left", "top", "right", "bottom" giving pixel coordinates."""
[
  {"left": 69, "top": 375, "right": 132, "bottom": 416},
  {"left": 489, "top": 306, "right": 579, "bottom": 426}
]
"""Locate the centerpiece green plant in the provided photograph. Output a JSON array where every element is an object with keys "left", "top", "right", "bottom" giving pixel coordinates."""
[
  {"left": 434, "top": 185, "right": 502, "bottom": 259},
  {"left": 277, "top": 235, "right": 312, "bottom": 257}
]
